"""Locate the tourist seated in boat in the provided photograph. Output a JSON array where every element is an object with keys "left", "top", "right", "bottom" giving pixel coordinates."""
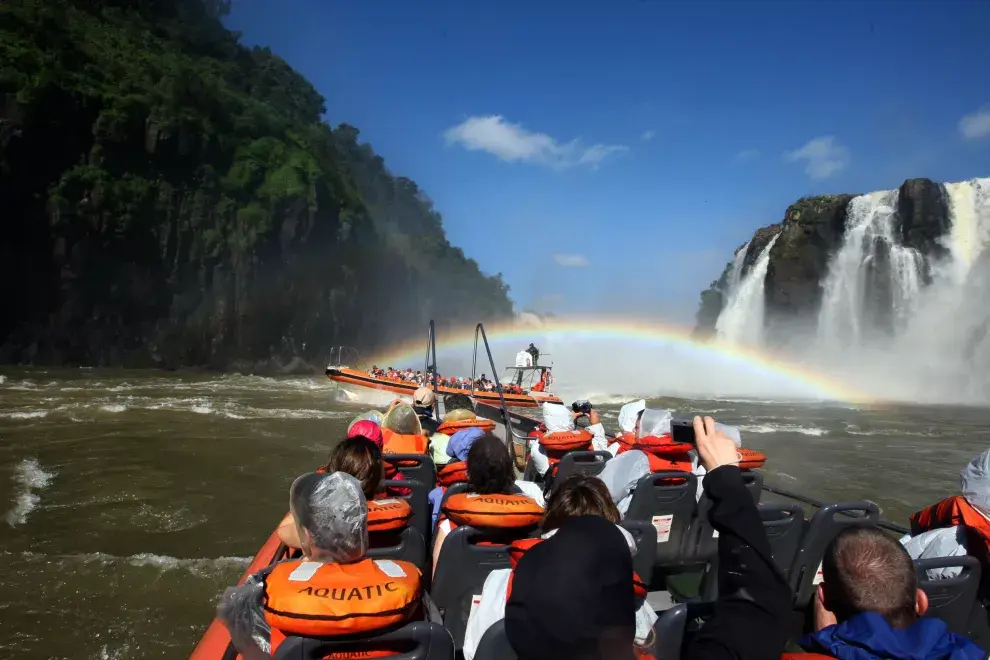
[
  {"left": 462, "top": 474, "right": 658, "bottom": 660},
  {"left": 277, "top": 436, "right": 413, "bottom": 549},
  {"left": 799, "top": 527, "right": 983, "bottom": 660},
  {"left": 428, "top": 425, "right": 487, "bottom": 524},
  {"left": 217, "top": 471, "right": 426, "bottom": 660},
  {"left": 430, "top": 394, "right": 484, "bottom": 467},
  {"left": 904, "top": 448, "right": 990, "bottom": 581},
  {"left": 612, "top": 399, "right": 647, "bottom": 453},
  {"left": 412, "top": 386, "right": 439, "bottom": 435},
  {"left": 528, "top": 402, "right": 607, "bottom": 478},
  {"left": 431, "top": 433, "right": 545, "bottom": 576},
  {"left": 381, "top": 402, "right": 427, "bottom": 455}
]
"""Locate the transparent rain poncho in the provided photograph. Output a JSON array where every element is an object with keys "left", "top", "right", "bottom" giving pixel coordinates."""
[
  {"left": 901, "top": 526, "right": 968, "bottom": 580},
  {"left": 961, "top": 448, "right": 990, "bottom": 515},
  {"left": 617, "top": 400, "right": 647, "bottom": 434},
  {"left": 216, "top": 472, "right": 369, "bottom": 657},
  {"left": 542, "top": 402, "right": 574, "bottom": 434},
  {"left": 383, "top": 403, "right": 423, "bottom": 436},
  {"left": 637, "top": 409, "right": 743, "bottom": 448},
  {"left": 348, "top": 410, "right": 385, "bottom": 433},
  {"left": 443, "top": 407, "right": 477, "bottom": 423},
  {"left": 637, "top": 409, "right": 672, "bottom": 438}
]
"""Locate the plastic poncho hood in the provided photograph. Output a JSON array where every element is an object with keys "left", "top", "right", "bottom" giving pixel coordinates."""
[
  {"left": 637, "top": 409, "right": 672, "bottom": 438},
  {"left": 383, "top": 403, "right": 423, "bottom": 436},
  {"left": 289, "top": 471, "right": 368, "bottom": 562},
  {"left": 961, "top": 448, "right": 990, "bottom": 515},
  {"left": 542, "top": 403, "right": 573, "bottom": 434},
  {"left": 617, "top": 400, "right": 646, "bottom": 434},
  {"left": 443, "top": 407, "right": 477, "bottom": 423},
  {"left": 349, "top": 410, "right": 384, "bottom": 432}
]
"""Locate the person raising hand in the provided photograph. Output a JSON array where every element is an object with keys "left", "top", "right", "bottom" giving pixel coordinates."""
[{"left": 693, "top": 415, "right": 741, "bottom": 472}]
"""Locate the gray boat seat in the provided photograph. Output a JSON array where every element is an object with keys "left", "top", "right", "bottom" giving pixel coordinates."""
[
  {"left": 550, "top": 451, "right": 612, "bottom": 493},
  {"left": 273, "top": 621, "right": 455, "bottom": 660},
  {"left": 431, "top": 526, "right": 513, "bottom": 650},
  {"left": 916, "top": 555, "right": 982, "bottom": 636},
  {"left": 387, "top": 454, "right": 437, "bottom": 491},
  {"left": 473, "top": 620, "right": 516, "bottom": 660},
  {"left": 620, "top": 519, "right": 658, "bottom": 586},
  {"left": 686, "top": 470, "right": 766, "bottom": 566},
  {"left": 695, "top": 501, "right": 807, "bottom": 602},
  {"left": 438, "top": 482, "right": 470, "bottom": 512},
  {"left": 760, "top": 502, "right": 806, "bottom": 575},
  {"left": 382, "top": 478, "right": 431, "bottom": 546},
  {"left": 367, "top": 526, "right": 428, "bottom": 573},
  {"left": 653, "top": 603, "right": 688, "bottom": 660},
  {"left": 624, "top": 471, "right": 698, "bottom": 567},
  {"left": 743, "top": 469, "right": 764, "bottom": 502},
  {"left": 788, "top": 501, "right": 880, "bottom": 608}
]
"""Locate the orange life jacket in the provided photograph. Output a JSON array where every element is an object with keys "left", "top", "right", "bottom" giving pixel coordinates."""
[
  {"left": 263, "top": 558, "right": 421, "bottom": 652},
  {"left": 536, "top": 429, "right": 595, "bottom": 453},
  {"left": 381, "top": 428, "right": 428, "bottom": 456},
  {"left": 614, "top": 434, "right": 695, "bottom": 472},
  {"left": 737, "top": 447, "right": 767, "bottom": 470},
  {"left": 436, "top": 461, "right": 467, "bottom": 487},
  {"left": 910, "top": 495, "right": 990, "bottom": 567},
  {"left": 441, "top": 492, "right": 543, "bottom": 530},
  {"left": 436, "top": 418, "right": 496, "bottom": 435},
  {"left": 367, "top": 498, "right": 413, "bottom": 533},
  {"left": 614, "top": 434, "right": 768, "bottom": 472}
]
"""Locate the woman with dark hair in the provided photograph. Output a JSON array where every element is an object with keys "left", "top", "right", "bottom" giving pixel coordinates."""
[
  {"left": 277, "top": 437, "right": 385, "bottom": 548},
  {"left": 431, "top": 433, "right": 544, "bottom": 574}
]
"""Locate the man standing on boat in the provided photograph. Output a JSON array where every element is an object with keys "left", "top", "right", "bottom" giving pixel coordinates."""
[{"left": 526, "top": 342, "right": 540, "bottom": 366}]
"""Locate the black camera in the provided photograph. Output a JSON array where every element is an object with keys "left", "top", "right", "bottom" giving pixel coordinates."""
[{"left": 571, "top": 400, "right": 593, "bottom": 415}]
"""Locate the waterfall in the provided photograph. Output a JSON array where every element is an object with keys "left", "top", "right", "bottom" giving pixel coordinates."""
[
  {"left": 816, "top": 190, "right": 925, "bottom": 350},
  {"left": 813, "top": 178, "right": 990, "bottom": 402},
  {"left": 715, "top": 234, "right": 779, "bottom": 346},
  {"left": 723, "top": 242, "right": 750, "bottom": 301}
]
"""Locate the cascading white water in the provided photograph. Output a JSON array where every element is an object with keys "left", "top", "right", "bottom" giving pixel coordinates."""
[
  {"left": 723, "top": 242, "right": 750, "bottom": 300},
  {"left": 715, "top": 234, "right": 779, "bottom": 346},
  {"left": 811, "top": 178, "right": 990, "bottom": 403},
  {"left": 816, "top": 191, "right": 925, "bottom": 350}
]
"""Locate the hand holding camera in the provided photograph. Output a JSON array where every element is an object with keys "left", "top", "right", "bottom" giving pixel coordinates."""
[{"left": 570, "top": 400, "right": 600, "bottom": 427}]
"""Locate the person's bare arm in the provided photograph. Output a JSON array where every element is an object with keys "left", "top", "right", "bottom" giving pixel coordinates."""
[{"left": 276, "top": 513, "right": 301, "bottom": 549}]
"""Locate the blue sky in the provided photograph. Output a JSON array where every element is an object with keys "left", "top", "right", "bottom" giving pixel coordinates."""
[{"left": 226, "top": 0, "right": 990, "bottom": 323}]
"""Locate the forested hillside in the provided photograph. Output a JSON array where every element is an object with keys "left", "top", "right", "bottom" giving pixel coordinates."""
[{"left": 0, "top": 0, "right": 512, "bottom": 370}]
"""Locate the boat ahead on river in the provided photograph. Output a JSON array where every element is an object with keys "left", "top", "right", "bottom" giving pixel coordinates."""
[{"left": 324, "top": 344, "right": 563, "bottom": 408}]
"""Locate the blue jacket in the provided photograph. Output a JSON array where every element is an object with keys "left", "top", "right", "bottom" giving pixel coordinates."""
[
  {"left": 801, "top": 612, "right": 986, "bottom": 660},
  {"left": 427, "top": 427, "right": 487, "bottom": 526}
]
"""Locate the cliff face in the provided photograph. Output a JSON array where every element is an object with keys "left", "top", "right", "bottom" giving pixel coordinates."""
[
  {"left": 0, "top": 0, "right": 513, "bottom": 370},
  {"left": 695, "top": 179, "right": 950, "bottom": 340}
]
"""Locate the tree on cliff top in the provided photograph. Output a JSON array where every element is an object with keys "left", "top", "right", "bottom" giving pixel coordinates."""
[{"left": 0, "top": 0, "right": 512, "bottom": 367}]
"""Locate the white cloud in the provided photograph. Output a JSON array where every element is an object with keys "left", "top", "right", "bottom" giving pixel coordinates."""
[
  {"left": 734, "top": 148, "right": 760, "bottom": 163},
  {"left": 552, "top": 253, "right": 589, "bottom": 267},
  {"left": 641, "top": 129, "right": 656, "bottom": 141},
  {"left": 784, "top": 136, "right": 850, "bottom": 180},
  {"left": 443, "top": 115, "right": 628, "bottom": 169},
  {"left": 959, "top": 108, "right": 990, "bottom": 140}
]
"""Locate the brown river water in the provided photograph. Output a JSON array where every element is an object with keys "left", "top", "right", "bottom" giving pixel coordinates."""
[{"left": 1, "top": 368, "right": 989, "bottom": 659}]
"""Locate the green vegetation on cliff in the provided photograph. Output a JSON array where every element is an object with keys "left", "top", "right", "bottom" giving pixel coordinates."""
[{"left": 0, "top": 0, "right": 512, "bottom": 368}]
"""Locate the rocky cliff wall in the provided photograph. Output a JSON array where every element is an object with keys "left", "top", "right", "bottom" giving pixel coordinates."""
[{"left": 695, "top": 178, "right": 950, "bottom": 340}]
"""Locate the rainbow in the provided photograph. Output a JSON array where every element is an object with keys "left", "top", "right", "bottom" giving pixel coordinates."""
[{"left": 366, "top": 317, "right": 876, "bottom": 405}]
